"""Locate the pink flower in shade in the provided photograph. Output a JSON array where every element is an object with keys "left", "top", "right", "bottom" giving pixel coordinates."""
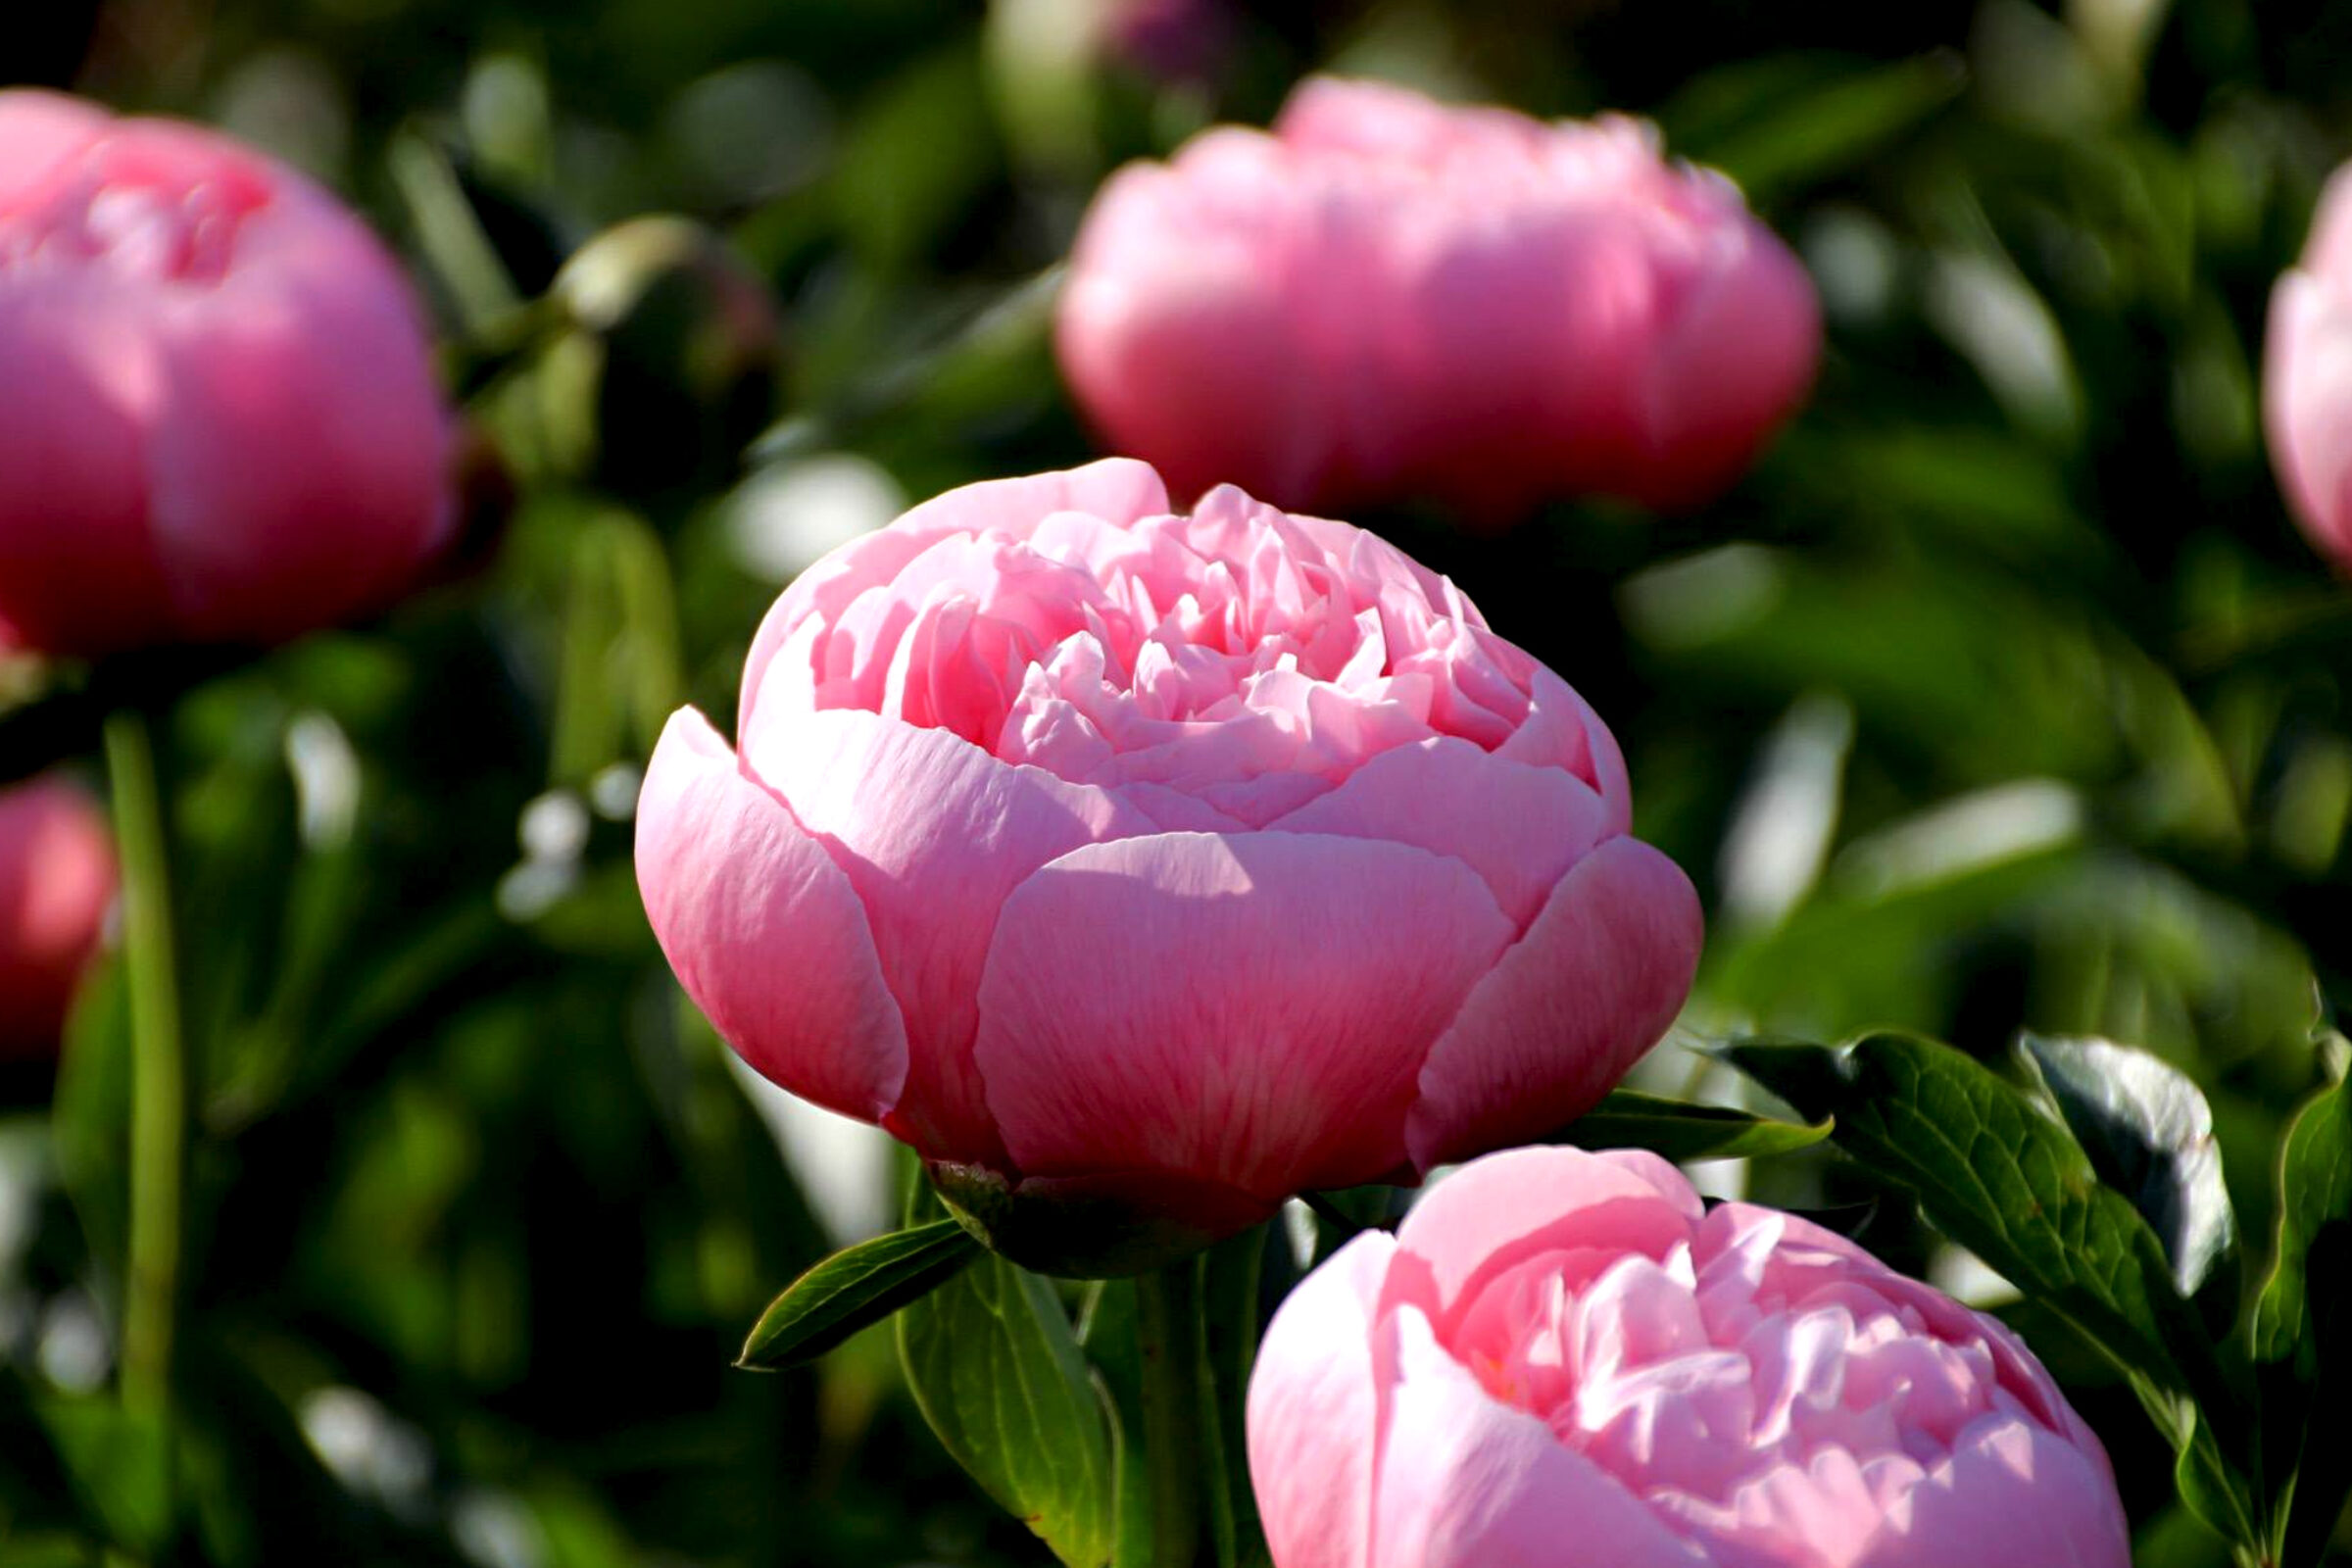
[
  {"left": 634, "top": 460, "right": 1700, "bottom": 1272},
  {"left": 2267, "top": 165, "right": 2352, "bottom": 569},
  {"left": 0, "top": 776, "right": 116, "bottom": 1060},
  {"left": 1057, "top": 76, "right": 1822, "bottom": 524},
  {"left": 0, "top": 90, "right": 454, "bottom": 657},
  {"left": 1248, "top": 1147, "right": 2132, "bottom": 1568}
]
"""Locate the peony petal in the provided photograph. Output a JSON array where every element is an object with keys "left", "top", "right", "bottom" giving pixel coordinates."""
[
  {"left": 138, "top": 144, "right": 450, "bottom": 642},
  {"left": 1370, "top": 1305, "right": 1707, "bottom": 1568},
  {"left": 740, "top": 459, "right": 1172, "bottom": 733},
  {"left": 1393, "top": 1147, "right": 1702, "bottom": 1330},
  {"left": 1405, "top": 836, "right": 1701, "bottom": 1171},
  {"left": 635, "top": 709, "right": 908, "bottom": 1122},
  {"left": 0, "top": 285, "right": 172, "bottom": 654},
  {"left": 1868, "top": 1414, "right": 2130, "bottom": 1568},
  {"left": 1270, "top": 737, "right": 1607, "bottom": 928},
  {"left": 746, "top": 708, "right": 1157, "bottom": 1164},
  {"left": 975, "top": 831, "right": 1513, "bottom": 1200},
  {"left": 1247, "top": 1231, "right": 1399, "bottom": 1568}
]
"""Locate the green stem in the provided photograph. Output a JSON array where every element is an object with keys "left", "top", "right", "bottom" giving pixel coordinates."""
[
  {"left": 103, "top": 708, "right": 185, "bottom": 1423},
  {"left": 1135, "top": 1260, "right": 1209, "bottom": 1568}
]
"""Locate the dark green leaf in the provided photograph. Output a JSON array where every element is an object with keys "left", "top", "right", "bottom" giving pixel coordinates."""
[
  {"left": 1557, "top": 1089, "right": 1832, "bottom": 1162},
  {"left": 33, "top": 1396, "right": 172, "bottom": 1557},
  {"left": 2018, "top": 1034, "right": 2236, "bottom": 1298},
  {"left": 2250, "top": 1075, "right": 2352, "bottom": 1568},
  {"left": 1198, "top": 1227, "right": 1268, "bottom": 1568},
  {"left": 736, "top": 1217, "right": 981, "bottom": 1371},
  {"left": 900, "top": 1189, "right": 1115, "bottom": 1568},
  {"left": 1676, "top": 52, "right": 1967, "bottom": 206},
  {"left": 1722, "top": 1034, "right": 2257, "bottom": 1544}
]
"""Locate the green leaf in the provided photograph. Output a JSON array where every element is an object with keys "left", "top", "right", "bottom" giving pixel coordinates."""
[
  {"left": 1722, "top": 1033, "right": 2258, "bottom": 1544},
  {"left": 736, "top": 1217, "right": 982, "bottom": 1371},
  {"left": 1556, "top": 1089, "right": 1832, "bottom": 1162},
  {"left": 2250, "top": 1074, "right": 2352, "bottom": 1568},
  {"left": 1197, "top": 1228, "right": 1268, "bottom": 1568},
  {"left": 2018, "top": 1034, "right": 2237, "bottom": 1298},
  {"left": 900, "top": 1189, "right": 1115, "bottom": 1568},
  {"left": 32, "top": 1396, "right": 173, "bottom": 1557},
  {"left": 1667, "top": 51, "right": 1967, "bottom": 206}
]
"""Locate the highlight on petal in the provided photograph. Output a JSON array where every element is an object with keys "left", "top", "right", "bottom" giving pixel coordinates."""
[
  {"left": 1247, "top": 1231, "right": 1399, "bottom": 1568},
  {"left": 1370, "top": 1306, "right": 1708, "bottom": 1568},
  {"left": 635, "top": 708, "right": 907, "bottom": 1123},
  {"left": 974, "top": 830, "right": 1514, "bottom": 1201}
]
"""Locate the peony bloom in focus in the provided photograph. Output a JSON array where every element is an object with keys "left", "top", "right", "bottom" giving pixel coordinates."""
[
  {"left": 1057, "top": 76, "right": 1821, "bottom": 522},
  {"left": 0, "top": 90, "right": 454, "bottom": 657},
  {"left": 2267, "top": 165, "right": 2352, "bottom": 569},
  {"left": 1248, "top": 1147, "right": 2131, "bottom": 1568},
  {"left": 636, "top": 460, "right": 1699, "bottom": 1272},
  {"left": 0, "top": 776, "right": 116, "bottom": 1059}
]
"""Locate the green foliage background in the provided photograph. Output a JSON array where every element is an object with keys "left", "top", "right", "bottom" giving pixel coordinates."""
[{"left": 7, "top": 0, "right": 2352, "bottom": 1562}]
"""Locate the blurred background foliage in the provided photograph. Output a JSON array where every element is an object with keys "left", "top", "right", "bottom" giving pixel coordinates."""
[{"left": 6, "top": 0, "right": 2352, "bottom": 1562}]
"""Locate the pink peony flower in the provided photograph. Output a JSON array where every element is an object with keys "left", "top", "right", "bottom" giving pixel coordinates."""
[
  {"left": 635, "top": 461, "right": 1699, "bottom": 1270},
  {"left": 2267, "top": 165, "right": 2352, "bottom": 569},
  {"left": 0, "top": 776, "right": 117, "bottom": 1059},
  {"left": 0, "top": 90, "right": 455, "bottom": 656},
  {"left": 1248, "top": 1147, "right": 2132, "bottom": 1568},
  {"left": 1056, "top": 76, "right": 1821, "bottom": 523}
]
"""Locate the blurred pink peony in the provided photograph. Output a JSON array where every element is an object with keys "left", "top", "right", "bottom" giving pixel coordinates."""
[
  {"left": 1057, "top": 76, "right": 1821, "bottom": 522},
  {"left": 2267, "top": 166, "right": 2352, "bottom": 568},
  {"left": 0, "top": 90, "right": 455, "bottom": 656},
  {"left": 0, "top": 776, "right": 116, "bottom": 1059},
  {"left": 635, "top": 460, "right": 1699, "bottom": 1270},
  {"left": 1248, "top": 1147, "right": 2131, "bottom": 1568}
]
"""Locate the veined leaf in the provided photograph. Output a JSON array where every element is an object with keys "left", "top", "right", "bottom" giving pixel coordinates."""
[
  {"left": 1723, "top": 1033, "right": 2258, "bottom": 1546},
  {"left": 1557, "top": 1089, "right": 1831, "bottom": 1162},
  {"left": 736, "top": 1217, "right": 981, "bottom": 1371},
  {"left": 2017, "top": 1033, "right": 2236, "bottom": 1298},
  {"left": 2250, "top": 1073, "right": 2352, "bottom": 1568},
  {"left": 900, "top": 1187, "right": 1115, "bottom": 1568}
]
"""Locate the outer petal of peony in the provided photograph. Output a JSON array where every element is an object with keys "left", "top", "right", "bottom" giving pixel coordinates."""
[
  {"left": 1247, "top": 1230, "right": 1398, "bottom": 1568},
  {"left": 1371, "top": 1306, "right": 1709, "bottom": 1568},
  {"left": 0, "top": 776, "right": 118, "bottom": 1059},
  {"left": 1055, "top": 155, "right": 1335, "bottom": 508},
  {"left": 1269, "top": 737, "right": 1609, "bottom": 929},
  {"left": 0, "top": 286, "right": 172, "bottom": 652},
  {"left": 144, "top": 157, "right": 453, "bottom": 641},
  {"left": 1405, "top": 837, "right": 1702, "bottom": 1170},
  {"left": 2266, "top": 268, "right": 2352, "bottom": 565},
  {"left": 973, "top": 831, "right": 1514, "bottom": 1201},
  {"left": 1390, "top": 1146, "right": 1701, "bottom": 1325},
  {"left": 1632, "top": 227, "right": 1823, "bottom": 511},
  {"left": 635, "top": 709, "right": 908, "bottom": 1123},
  {"left": 745, "top": 708, "right": 1158, "bottom": 1165}
]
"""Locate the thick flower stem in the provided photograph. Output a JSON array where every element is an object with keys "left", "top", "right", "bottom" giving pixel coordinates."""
[
  {"left": 103, "top": 708, "right": 186, "bottom": 1425},
  {"left": 1135, "top": 1259, "right": 1211, "bottom": 1568}
]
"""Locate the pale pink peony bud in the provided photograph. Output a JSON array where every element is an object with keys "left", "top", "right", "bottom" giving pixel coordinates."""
[
  {"left": 0, "top": 776, "right": 116, "bottom": 1059},
  {"left": 1057, "top": 76, "right": 1821, "bottom": 523},
  {"left": 634, "top": 461, "right": 1700, "bottom": 1272},
  {"left": 1248, "top": 1147, "right": 2132, "bottom": 1568},
  {"left": 0, "top": 90, "right": 456, "bottom": 656},
  {"left": 2266, "top": 165, "right": 2352, "bottom": 569}
]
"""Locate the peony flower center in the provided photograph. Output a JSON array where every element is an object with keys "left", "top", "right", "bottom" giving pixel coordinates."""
[
  {"left": 771, "top": 485, "right": 1581, "bottom": 824},
  {"left": 1451, "top": 1216, "right": 2024, "bottom": 1512},
  {"left": 1, "top": 157, "right": 271, "bottom": 284}
]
